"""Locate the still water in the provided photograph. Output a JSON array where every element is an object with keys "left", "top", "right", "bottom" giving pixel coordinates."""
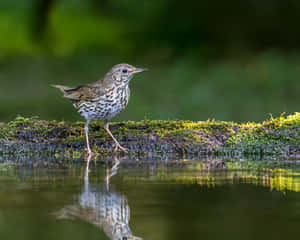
[{"left": 0, "top": 156, "right": 300, "bottom": 240}]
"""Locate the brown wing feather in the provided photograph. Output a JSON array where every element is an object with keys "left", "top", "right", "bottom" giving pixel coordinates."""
[{"left": 51, "top": 83, "right": 106, "bottom": 101}]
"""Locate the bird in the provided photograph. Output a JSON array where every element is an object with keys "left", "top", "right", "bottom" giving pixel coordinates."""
[
  {"left": 52, "top": 63, "right": 147, "bottom": 154},
  {"left": 56, "top": 156, "right": 145, "bottom": 240}
]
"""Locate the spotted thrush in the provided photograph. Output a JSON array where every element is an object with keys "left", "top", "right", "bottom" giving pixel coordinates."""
[{"left": 52, "top": 63, "right": 147, "bottom": 154}]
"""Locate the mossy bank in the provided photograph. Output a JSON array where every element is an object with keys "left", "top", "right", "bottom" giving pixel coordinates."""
[{"left": 1, "top": 113, "right": 300, "bottom": 157}]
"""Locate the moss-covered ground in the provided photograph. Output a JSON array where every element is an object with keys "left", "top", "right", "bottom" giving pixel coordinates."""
[{"left": 0, "top": 113, "right": 300, "bottom": 157}]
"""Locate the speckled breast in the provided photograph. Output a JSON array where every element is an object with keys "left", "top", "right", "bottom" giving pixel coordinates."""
[{"left": 75, "top": 86, "right": 130, "bottom": 121}]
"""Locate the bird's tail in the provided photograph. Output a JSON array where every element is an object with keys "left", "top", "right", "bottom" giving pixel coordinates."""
[{"left": 51, "top": 84, "right": 74, "bottom": 93}]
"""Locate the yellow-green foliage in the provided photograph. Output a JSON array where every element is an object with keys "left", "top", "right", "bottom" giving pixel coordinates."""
[
  {"left": 1, "top": 113, "right": 300, "bottom": 155},
  {"left": 123, "top": 162, "right": 300, "bottom": 193}
]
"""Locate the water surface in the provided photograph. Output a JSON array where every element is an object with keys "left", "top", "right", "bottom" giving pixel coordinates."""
[{"left": 0, "top": 156, "right": 300, "bottom": 240}]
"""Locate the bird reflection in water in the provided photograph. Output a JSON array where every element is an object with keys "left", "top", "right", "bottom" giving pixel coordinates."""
[{"left": 57, "top": 155, "right": 145, "bottom": 240}]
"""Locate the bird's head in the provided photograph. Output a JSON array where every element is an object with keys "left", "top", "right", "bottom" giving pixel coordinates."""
[{"left": 109, "top": 63, "right": 148, "bottom": 85}]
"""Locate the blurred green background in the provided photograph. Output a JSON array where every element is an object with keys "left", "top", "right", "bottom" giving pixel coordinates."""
[{"left": 0, "top": 0, "right": 300, "bottom": 122}]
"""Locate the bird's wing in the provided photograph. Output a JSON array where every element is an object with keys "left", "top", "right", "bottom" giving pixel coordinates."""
[{"left": 52, "top": 83, "right": 106, "bottom": 101}]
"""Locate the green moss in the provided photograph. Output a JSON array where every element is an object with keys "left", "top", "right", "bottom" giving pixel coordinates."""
[
  {"left": 224, "top": 113, "right": 300, "bottom": 155},
  {"left": 1, "top": 113, "right": 300, "bottom": 156}
]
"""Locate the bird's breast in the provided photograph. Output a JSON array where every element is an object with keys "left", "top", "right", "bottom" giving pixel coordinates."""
[
  {"left": 75, "top": 86, "right": 130, "bottom": 121},
  {"left": 104, "top": 86, "right": 130, "bottom": 116}
]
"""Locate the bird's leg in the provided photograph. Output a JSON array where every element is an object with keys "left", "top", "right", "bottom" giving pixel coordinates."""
[
  {"left": 84, "top": 120, "right": 92, "bottom": 155},
  {"left": 105, "top": 156, "right": 121, "bottom": 190},
  {"left": 85, "top": 154, "right": 91, "bottom": 178},
  {"left": 104, "top": 120, "right": 127, "bottom": 152}
]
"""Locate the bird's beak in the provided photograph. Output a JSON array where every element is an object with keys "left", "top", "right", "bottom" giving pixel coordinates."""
[{"left": 130, "top": 67, "right": 148, "bottom": 75}]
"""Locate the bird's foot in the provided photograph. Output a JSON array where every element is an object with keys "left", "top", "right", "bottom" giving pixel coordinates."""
[{"left": 113, "top": 143, "right": 128, "bottom": 152}]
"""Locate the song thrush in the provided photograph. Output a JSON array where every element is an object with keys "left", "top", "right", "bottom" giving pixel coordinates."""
[{"left": 52, "top": 63, "right": 147, "bottom": 154}]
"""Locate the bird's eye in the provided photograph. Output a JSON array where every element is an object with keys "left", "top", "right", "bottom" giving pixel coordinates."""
[{"left": 122, "top": 69, "right": 128, "bottom": 73}]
